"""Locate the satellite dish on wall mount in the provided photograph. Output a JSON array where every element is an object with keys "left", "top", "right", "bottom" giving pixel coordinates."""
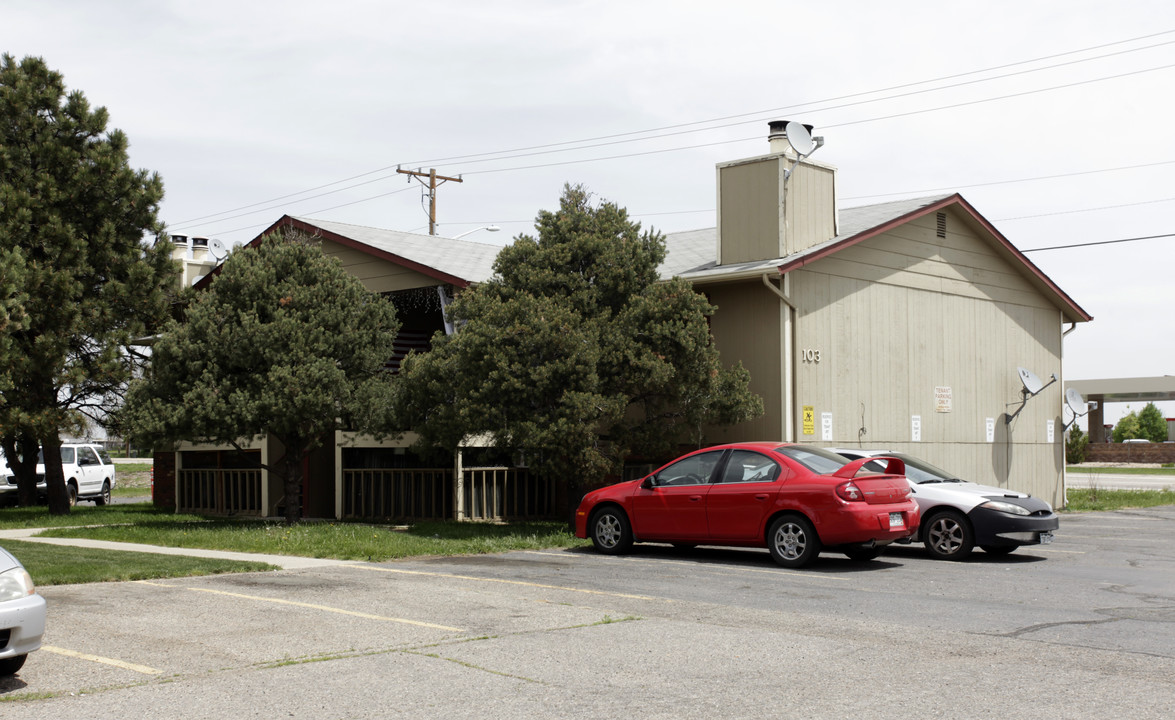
[
  {"left": 785, "top": 121, "right": 815, "bottom": 156},
  {"left": 1017, "top": 367, "right": 1046, "bottom": 396},
  {"left": 1062, "top": 387, "right": 1097, "bottom": 431},
  {"left": 1007, "top": 366, "right": 1058, "bottom": 424}
]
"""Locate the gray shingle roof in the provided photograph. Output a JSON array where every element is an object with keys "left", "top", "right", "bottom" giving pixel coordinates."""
[
  {"left": 292, "top": 216, "right": 501, "bottom": 284},
  {"left": 294, "top": 195, "right": 950, "bottom": 287},
  {"left": 661, "top": 195, "right": 953, "bottom": 282}
]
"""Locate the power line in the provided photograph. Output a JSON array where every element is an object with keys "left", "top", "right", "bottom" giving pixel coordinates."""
[
  {"left": 996, "top": 195, "right": 1175, "bottom": 221},
  {"left": 395, "top": 29, "right": 1175, "bottom": 168},
  {"left": 171, "top": 28, "right": 1175, "bottom": 228},
  {"left": 1021, "top": 232, "right": 1175, "bottom": 252},
  {"left": 843, "top": 159, "right": 1175, "bottom": 201},
  {"left": 458, "top": 61, "right": 1175, "bottom": 177}
]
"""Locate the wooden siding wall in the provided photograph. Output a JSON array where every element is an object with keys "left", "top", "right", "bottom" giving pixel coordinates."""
[
  {"left": 783, "top": 163, "right": 837, "bottom": 257},
  {"left": 320, "top": 239, "right": 440, "bottom": 293},
  {"left": 718, "top": 158, "right": 781, "bottom": 264},
  {"left": 717, "top": 157, "right": 838, "bottom": 265},
  {"left": 790, "top": 208, "right": 1066, "bottom": 506},
  {"left": 705, "top": 282, "right": 785, "bottom": 442}
]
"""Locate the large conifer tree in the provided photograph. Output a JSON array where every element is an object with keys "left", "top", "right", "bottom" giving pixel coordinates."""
[
  {"left": 0, "top": 55, "right": 176, "bottom": 512},
  {"left": 122, "top": 231, "right": 401, "bottom": 523},
  {"left": 398, "top": 184, "right": 761, "bottom": 500}
]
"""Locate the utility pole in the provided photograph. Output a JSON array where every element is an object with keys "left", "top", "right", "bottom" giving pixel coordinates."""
[{"left": 397, "top": 167, "right": 463, "bottom": 236}]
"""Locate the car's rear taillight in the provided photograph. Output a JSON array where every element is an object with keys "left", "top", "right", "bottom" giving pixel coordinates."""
[{"left": 836, "top": 482, "right": 864, "bottom": 501}]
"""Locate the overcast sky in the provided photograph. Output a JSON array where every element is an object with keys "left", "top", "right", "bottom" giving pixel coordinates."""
[{"left": 5, "top": 1, "right": 1174, "bottom": 428}]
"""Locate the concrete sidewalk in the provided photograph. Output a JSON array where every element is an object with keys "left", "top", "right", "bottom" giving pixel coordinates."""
[{"left": 0, "top": 527, "right": 359, "bottom": 570}]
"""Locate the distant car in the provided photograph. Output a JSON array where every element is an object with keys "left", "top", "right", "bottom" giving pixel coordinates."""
[
  {"left": 574, "top": 442, "right": 920, "bottom": 568},
  {"left": 0, "top": 545, "right": 45, "bottom": 675},
  {"left": 0, "top": 453, "right": 13, "bottom": 507},
  {"left": 34, "top": 443, "right": 117, "bottom": 506},
  {"left": 831, "top": 449, "right": 1058, "bottom": 560}
]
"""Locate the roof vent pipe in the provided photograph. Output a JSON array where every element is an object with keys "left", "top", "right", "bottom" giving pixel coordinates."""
[{"left": 768, "top": 120, "right": 813, "bottom": 158}]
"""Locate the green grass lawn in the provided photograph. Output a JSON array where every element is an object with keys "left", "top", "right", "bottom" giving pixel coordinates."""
[
  {"left": 1063, "top": 488, "right": 1175, "bottom": 512},
  {"left": 3, "top": 539, "right": 277, "bottom": 586},
  {"left": 37, "top": 517, "right": 588, "bottom": 561},
  {"left": 0, "top": 502, "right": 206, "bottom": 529},
  {"left": 1067, "top": 466, "right": 1175, "bottom": 475},
  {"left": 0, "top": 501, "right": 587, "bottom": 584}
]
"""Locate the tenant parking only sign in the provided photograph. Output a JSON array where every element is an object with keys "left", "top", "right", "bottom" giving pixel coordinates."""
[{"left": 935, "top": 386, "right": 952, "bottom": 413}]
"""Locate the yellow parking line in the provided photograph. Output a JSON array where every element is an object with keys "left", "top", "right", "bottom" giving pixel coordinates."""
[
  {"left": 354, "top": 565, "right": 665, "bottom": 601},
  {"left": 41, "top": 645, "right": 162, "bottom": 675},
  {"left": 135, "top": 580, "right": 462, "bottom": 631}
]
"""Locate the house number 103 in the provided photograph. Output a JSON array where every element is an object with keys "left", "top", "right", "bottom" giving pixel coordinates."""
[{"left": 802, "top": 349, "right": 821, "bottom": 363}]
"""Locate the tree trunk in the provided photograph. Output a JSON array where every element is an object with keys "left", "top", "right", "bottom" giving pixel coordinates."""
[
  {"left": 42, "top": 435, "right": 71, "bottom": 515},
  {"left": 2, "top": 434, "right": 41, "bottom": 507}
]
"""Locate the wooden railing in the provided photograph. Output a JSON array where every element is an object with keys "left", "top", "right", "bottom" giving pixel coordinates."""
[
  {"left": 462, "top": 467, "right": 555, "bottom": 521},
  {"left": 177, "top": 468, "right": 262, "bottom": 516},
  {"left": 342, "top": 468, "right": 453, "bottom": 521},
  {"left": 341, "top": 467, "right": 556, "bottom": 522}
]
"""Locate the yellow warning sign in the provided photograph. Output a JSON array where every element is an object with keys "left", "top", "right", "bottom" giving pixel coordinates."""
[{"left": 802, "top": 405, "right": 815, "bottom": 435}]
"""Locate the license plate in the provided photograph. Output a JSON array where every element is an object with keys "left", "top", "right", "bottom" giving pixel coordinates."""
[
  {"left": 1039, "top": 531, "right": 1054, "bottom": 545},
  {"left": 889, "top": 512, "right": 904, "bottom": 528}
]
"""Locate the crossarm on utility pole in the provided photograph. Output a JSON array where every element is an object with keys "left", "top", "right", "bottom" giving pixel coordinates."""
[{"left": 397, "top": 167, "right": 463, "bottom": 236}]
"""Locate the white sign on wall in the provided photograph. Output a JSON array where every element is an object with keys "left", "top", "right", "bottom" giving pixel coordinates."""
[
  {"left": 911, "top": 415, "right": 922, "bottom": 442},
  {"left": 934, "top": 386, "right": 953, "bottom": 413},
  {"left": 821, "top": 412, "right": 833, "bottom": 441},
  {"left": 986, "top": 417, "right": 995, "bottom": 443},
  {"left": 1047, "top": 420, "right": 1055, "bottom": 444}
]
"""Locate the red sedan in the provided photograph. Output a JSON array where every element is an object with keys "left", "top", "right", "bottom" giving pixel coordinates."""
[{"left": 575, "top": 443, "right": 920, "bottom": 568}]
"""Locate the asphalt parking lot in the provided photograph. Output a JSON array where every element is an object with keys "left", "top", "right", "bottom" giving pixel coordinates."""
[{"left": 4, "top": 506, "right": 1174, "bottom": 719}]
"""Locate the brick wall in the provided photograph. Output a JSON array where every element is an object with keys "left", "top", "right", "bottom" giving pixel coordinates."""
[{"left": 1086, "top": 443, "right": 1175, "bottom": 464}]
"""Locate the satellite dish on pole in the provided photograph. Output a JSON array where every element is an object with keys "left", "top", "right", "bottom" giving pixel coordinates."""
[
  {"left": 785, "top": 121, "right": 815, "bottom": 156},
  {"left": 1017, "top": 367, "right": 1046, "bottom": 396}
]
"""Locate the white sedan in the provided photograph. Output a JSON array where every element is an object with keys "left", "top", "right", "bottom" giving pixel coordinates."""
[{"left": 0, "top": 546, "right": 45, "bottom": 675}]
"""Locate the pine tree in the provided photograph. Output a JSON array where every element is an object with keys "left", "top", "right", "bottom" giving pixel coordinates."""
[
  {"left": 1137, "top": 402, "right": 1168, "bottom": 443},
  {"left": 1111, "top": 409, "right": 1141, "bottom": 443},
  {"left": 121, "top": 231, "right": 400, "bottom": 523},
  {"left": 0, "top": 55, "right": 177, "bottom": 512},
  {"left": 398, "top": 184, "right": 762, "bottom": 502}
]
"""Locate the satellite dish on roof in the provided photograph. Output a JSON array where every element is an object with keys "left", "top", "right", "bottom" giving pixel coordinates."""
[
  {"left": 1065, "top": 387, "right": 1086, "bottom": 413},
  {"left": 208, "top": 238, "right": 228, "bottom": 260},
  {"left": 1017, "top": 367, "right": 1046, "bottom": 396},
  {"left": 785, "top": 121, "right": 815, "bottom": 156}
]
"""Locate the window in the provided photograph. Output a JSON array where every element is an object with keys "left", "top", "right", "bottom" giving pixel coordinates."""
[
  {"left": 719, "top": 450, "right": 780, "bottom": 484},
  {"left": 654, "top": 451, "right": 723, "bottom": 486},
  {"left": 774, "top": 445, "right": 848, "bottom": 475},
  {"left": 76, "top": 446, "right": 99, "bottom": 466}
]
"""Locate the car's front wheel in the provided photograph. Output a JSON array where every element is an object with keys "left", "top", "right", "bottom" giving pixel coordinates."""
[
  {"left": 923, "top": 510, "right": 974, "bottom": 560},
  {"left": 590, "top": 507, "right": 633, "bottom": 555},
  {"left": 67, "top": 482, "right": 78, "bottom": 507},
  {"left": 96, "top": 481, "right": 111, "bottom": 506},
  {"left": 767, "top": 515, "right": 821, "bottom": 568},
  {"left": 0, "top": 653, "right": 27, "bottom": 676}
]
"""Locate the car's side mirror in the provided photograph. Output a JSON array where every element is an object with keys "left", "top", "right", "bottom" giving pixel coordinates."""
[{"left": 641, "top": 476, "right": 656, "bottom": 489}]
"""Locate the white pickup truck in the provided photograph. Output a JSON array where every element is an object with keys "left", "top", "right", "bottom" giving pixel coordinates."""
[{"left": 0, "top": 443, "right": 119, "bottom": 506}]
